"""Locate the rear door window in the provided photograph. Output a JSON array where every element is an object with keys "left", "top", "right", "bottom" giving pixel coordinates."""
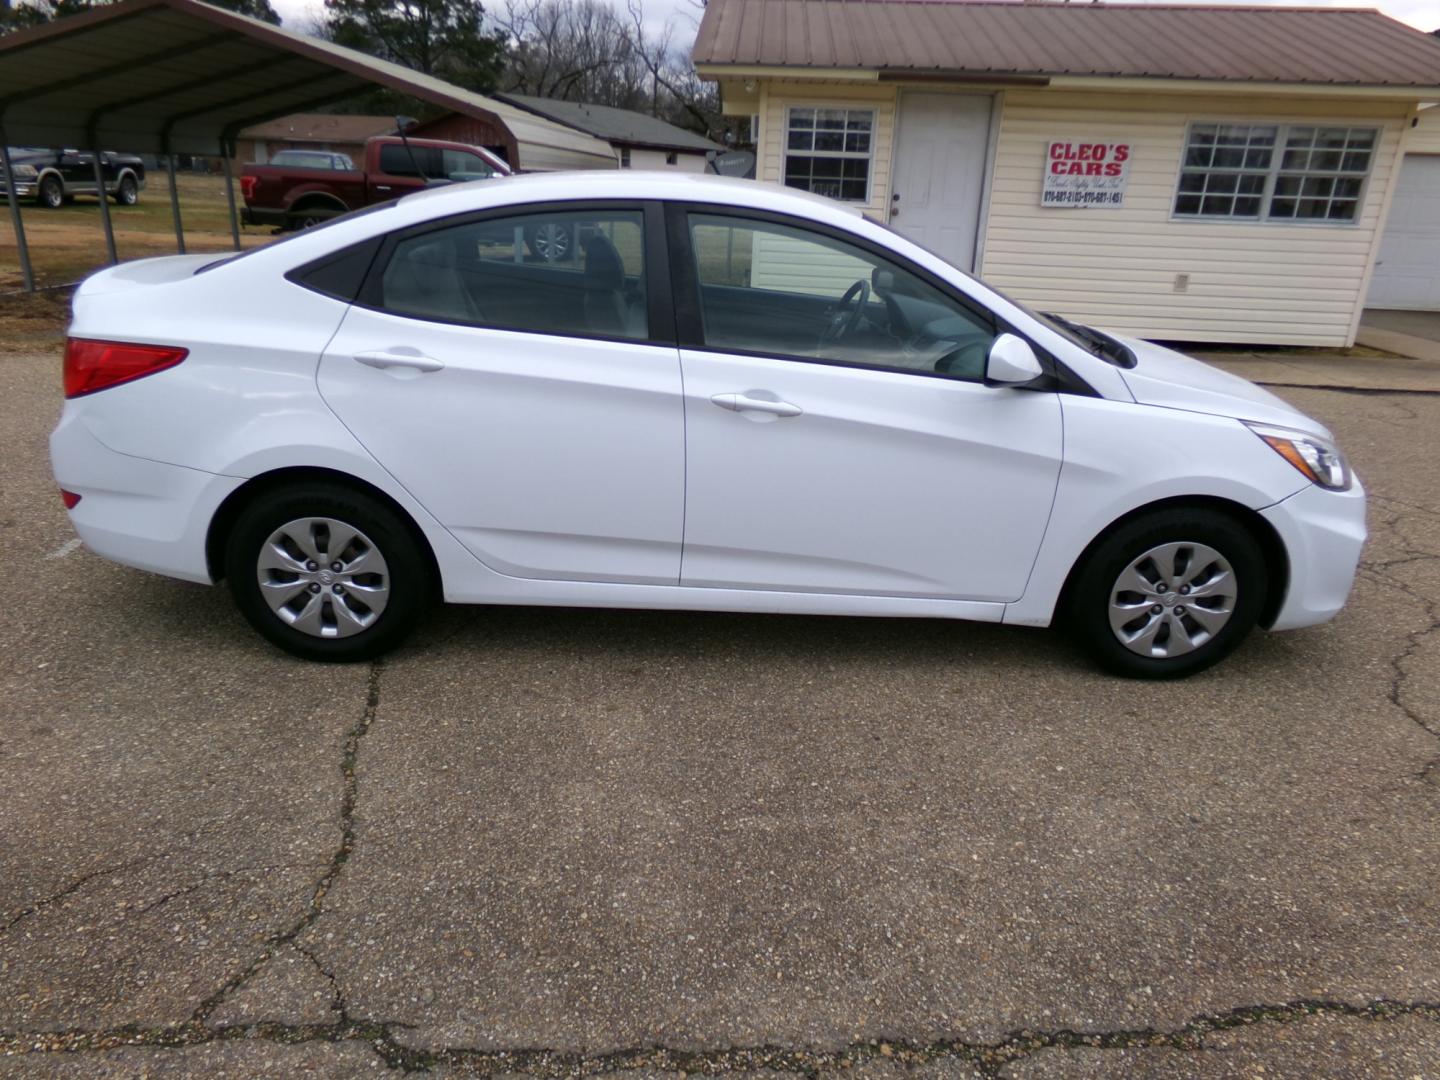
[{"left": 372, "top": 208, "right": 650, "bottom": 341}]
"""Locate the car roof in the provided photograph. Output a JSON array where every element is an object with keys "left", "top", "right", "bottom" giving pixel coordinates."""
[
  {"left": 220, "top": 170, "right": 873, "bottom": 283},
  {"left": 392, "top": 170, "right": 865, "bottom": 226}
]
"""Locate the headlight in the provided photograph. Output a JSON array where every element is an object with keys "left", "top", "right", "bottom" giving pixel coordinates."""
[
  {"left": 8, "top": 164, "right": 37, "bottom": 178},
  {"left": 1245, "top": 421, "right": 1350, "bottom": 491}
]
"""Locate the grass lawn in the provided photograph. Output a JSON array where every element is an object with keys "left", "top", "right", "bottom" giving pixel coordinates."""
[{"left": 0, "top": 172, "right": 275, "bottom": 292}]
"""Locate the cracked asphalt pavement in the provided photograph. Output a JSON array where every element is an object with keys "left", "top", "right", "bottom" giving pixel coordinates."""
[{"left": 1, "top": 343, "right": 1438, "bottom": 1077}]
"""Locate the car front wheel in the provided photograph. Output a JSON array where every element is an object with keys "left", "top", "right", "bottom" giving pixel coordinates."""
[
  {"left": 1065, "top": 508, "right": 1267, "bottom": 679},
  {"left": 114, "top": 174, "right": 139, "bottom": 205},
  {"left": 225, "top": 484, "right": 431, "bottom": 662},
  {"left": 38, "top": 175, "right": 63, "bottom": 208}
]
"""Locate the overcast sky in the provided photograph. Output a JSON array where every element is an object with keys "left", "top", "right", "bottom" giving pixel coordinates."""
[{"left": 266, "top": 0, "right": 1439, "bottom": 44}]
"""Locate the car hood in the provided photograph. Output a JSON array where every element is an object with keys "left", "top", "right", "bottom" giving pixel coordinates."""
[{"left": 1111, "top": 335, "right": 1332, "bottom": 439}]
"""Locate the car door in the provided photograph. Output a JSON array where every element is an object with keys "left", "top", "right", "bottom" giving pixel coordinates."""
[
  {"left": 59, "top": 150, "right": 93, "bottom": 192},
  {"left": 317, "top": 201, "right": 686, "bottom": 585},
  {"left": 671, "top": 207, "right": 1064, "bottom": 603},
  {"left": 368, "top": 143, "right": 437, "bottom": 202}
]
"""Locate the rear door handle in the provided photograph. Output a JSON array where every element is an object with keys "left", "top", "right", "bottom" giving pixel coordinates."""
[
  {"left": 353, "top": 350, "right": 445, "bottom": 373},
  {"left": 711, "top": 392, "right": 803, "bottom": 417}
]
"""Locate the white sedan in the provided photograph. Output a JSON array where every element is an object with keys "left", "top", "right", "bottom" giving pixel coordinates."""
[{"left": 50, "top": 172, "right": 1365, "bottom": 677}]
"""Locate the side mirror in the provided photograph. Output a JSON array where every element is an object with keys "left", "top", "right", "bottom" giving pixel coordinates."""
[{"left": 986, "top": 333, "right": 1044, "bottom": 386}]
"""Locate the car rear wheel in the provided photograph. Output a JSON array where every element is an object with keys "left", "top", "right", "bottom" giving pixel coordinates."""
[
  {"left": 114, "top": 174, "right": 139, "bottom": 206},
  {"left": 38, "top": 175, "right": 63, "bottom": 209},
  {"left": 524, "top": 222, "right": 574, "bottom": 262},
  {"left": 1065, "top": 508, "right": 1266, "bottom": 679},
  {"left": 287, "top": 204, "right": 338, "bottom": 230},
  {"left": 225, "top": 484, "right": 431, "bottom": 662}
]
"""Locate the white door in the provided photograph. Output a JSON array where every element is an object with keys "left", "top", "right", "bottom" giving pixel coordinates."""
[
  {"left": 890, "top": 93, "right": 993, "bottom": 272},
  {"left": 317, "top": 205, "right": 686, "bottom": 585},
  {"left": 1369, "top": 155, "right": 1440, "bottom": 310},
  {"left": 676, "top": 211, "right": 1062, "bottom": 603}
]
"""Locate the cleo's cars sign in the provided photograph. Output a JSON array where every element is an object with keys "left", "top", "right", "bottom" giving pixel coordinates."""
[{"left": 1042, "top": 141, "right": 1131, "bottom": 209}]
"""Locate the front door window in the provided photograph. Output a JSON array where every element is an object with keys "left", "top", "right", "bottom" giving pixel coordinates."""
[{"left": 687, "top": 212, "right": 997, "bottom": 380}]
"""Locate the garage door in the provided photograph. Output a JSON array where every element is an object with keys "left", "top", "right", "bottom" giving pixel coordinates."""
[{"left": 1368, "top": 155, "right": 1440, "bottom": 310}]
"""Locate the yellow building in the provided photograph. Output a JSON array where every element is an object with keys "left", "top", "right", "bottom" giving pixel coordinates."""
[{"left": 694, "top": 0, "right": 1440, "bottom": 347}]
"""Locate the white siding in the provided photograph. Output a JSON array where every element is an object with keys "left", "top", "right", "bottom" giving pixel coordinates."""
[
  {"left": 759, "top": 81, "right": 898, "bottom": 220},
  {"left": 980, "top": 91, "right": 1411, "bottom": 346},
  {"left": 749, "top": 230, "right": 872, "bottom": 294},
  {"left": 627, "top": 147, "right": 711, "bottom": 173},
  {"left": 1407, "top": 106, "right": 1440, "bottom": 155}
]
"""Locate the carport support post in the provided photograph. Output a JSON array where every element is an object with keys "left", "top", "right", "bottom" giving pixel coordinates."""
[
  {"left": 165, "top": 151, "right": 185, "bottom": 254},
  {"left": 220, "top": 138, "right": 240, "bottom": 251},
  {"left": 90, "top": 149, "right": 117, "bottom": 266},
  {"left": 0, "top": 137, "right": 35, "bottom": 292}
]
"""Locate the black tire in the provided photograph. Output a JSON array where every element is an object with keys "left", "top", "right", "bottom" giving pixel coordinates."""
[
  {"left": 114, "top": 174, "right": 139, "bottom": 206},
  {"left": 286, "top": 203, "right": 341, "bottom": 231},
  {"left": 37, "top": 175, "right": 63, "bottom": 209},
  {"left": 1064, "top": 508, "right": 1267, "bottom": 679},
  {"left": 224, "top": 483, "right": 432, "bottom": 663}
]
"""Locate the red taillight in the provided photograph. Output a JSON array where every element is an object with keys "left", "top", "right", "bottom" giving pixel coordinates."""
[
  {"left": 60, "top": 489, "right": 81, "bottom": 509},
  {"left": 239, "top": 175, "right": 258, "bottom": 201},
  {"left": 63, "top": 338, "right": 187, "bottom": 398}
]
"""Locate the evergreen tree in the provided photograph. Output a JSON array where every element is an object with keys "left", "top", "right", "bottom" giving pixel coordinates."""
[
  {"left": 323, "top": 0, "right": 506, "bottom": 93},
  {"left": 2, "top": 0, "right": 280, "bottom": 33}
]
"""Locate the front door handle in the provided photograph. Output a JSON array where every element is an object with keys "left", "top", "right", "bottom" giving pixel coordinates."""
[
  {"left": 353, "top": 350, "right": 445, "bottom": 373},
  {"left": 711, "top": 392, "right": 803, "bottom": 417}
]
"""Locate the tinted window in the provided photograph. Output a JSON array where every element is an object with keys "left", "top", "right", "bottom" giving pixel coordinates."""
[
  {"left": 378, "top": 144, "right": 494, "bottom": 181},
  {"left": 378, "top": 144, "right": 441, "bottom": 178},
  {"left": 441, "top": 148, "right": 494, "bottom": 179},
  {"left": 688, "top": 213, "right": 996, "bottom": 380},
  {"left": 378, "top": 209, "right": 648, "bottom": 340}
]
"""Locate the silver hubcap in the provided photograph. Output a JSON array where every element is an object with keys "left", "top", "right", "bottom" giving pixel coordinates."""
[
  {"left": 256, "top": 517, "right": 390, "bottom": 639},
  {"left": 1108, "top": 541, "right": 1237, "bottom": 658},
  {"left": 532, "top": 223, "right": 569, "bottom": 261}
]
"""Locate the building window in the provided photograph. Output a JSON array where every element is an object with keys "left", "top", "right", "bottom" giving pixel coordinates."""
[
  {"left": 784, "top": 107, "right": 874, "bottom": 202},
  {"left": 665, "top": 151, "right": 678, "bottom": 166},
  {"left": 1174, "top": 122, "right": 1377, "bottom": 223},
  {"left": 619, "top": 146, "right": 631, "bottom": 168}
]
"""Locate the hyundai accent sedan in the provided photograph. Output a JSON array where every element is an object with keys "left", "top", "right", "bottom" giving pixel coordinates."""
[{"left": 50, "top": 172, "right": 1365, "bottom": 677}]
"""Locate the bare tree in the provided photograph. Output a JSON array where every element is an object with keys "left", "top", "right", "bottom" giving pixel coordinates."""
[{"left": 497, "top": 0, "right": 720, "bottom": 136}]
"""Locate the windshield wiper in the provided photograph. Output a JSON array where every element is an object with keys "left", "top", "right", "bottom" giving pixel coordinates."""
[{"left": 1042, "top": 312, "right": 1136, "bottom": 369}]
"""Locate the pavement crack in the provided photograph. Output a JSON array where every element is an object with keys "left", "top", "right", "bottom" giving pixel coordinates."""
[
  {"left": 187, "top": 659, "right": 386, "bottom": 1027},
  {"left": 1359, "top": 563, "right": 1440, "bottom": 783},
  {"left": 0, "top": 856, "right": 150, "bottom": 936},
  {"left": 4, "top": 998, "right": 1439, "bottom": 1075},
  {"left": 293, "top": 941, "right": 348, "bottom": 1021}
]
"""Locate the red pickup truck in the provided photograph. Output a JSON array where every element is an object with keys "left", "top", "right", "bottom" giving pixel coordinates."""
[{"left": 240, "top": 135, "right": 509, "bottom": 231}]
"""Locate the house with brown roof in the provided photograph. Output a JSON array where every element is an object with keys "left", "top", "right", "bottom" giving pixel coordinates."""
[
  {"left": 693, "top": 0, "right": 1440, "bottom": 346},
  {"left": 236, "top": 114, "right": 399, "bottom": 170}
]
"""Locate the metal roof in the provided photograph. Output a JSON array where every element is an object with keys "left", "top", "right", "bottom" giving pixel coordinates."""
[
  {"left": 693, "top": 0, "right": 1440, "bottom": 88},
  {"left": 495, "top": 93, "right": 724, "bottom": 153},
  {"left": 0, "top": 0, "right": 617, "bottom": 169},
  {"left": 237, "top": 113, "right": 399, "bottom": 145}
]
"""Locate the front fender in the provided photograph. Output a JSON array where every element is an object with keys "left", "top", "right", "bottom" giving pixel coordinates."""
[{"left": 1003, "top": 395, "right": 1309, "bottom": 627}]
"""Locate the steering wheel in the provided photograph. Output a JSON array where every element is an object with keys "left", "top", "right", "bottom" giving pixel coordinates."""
[{"left": 820, "top": 279, "right": 871, "bottom": 346}]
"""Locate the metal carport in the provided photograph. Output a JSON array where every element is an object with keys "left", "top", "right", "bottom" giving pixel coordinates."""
[{"left": 0, "top": 0, "right": 617, "bottom": 291}]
